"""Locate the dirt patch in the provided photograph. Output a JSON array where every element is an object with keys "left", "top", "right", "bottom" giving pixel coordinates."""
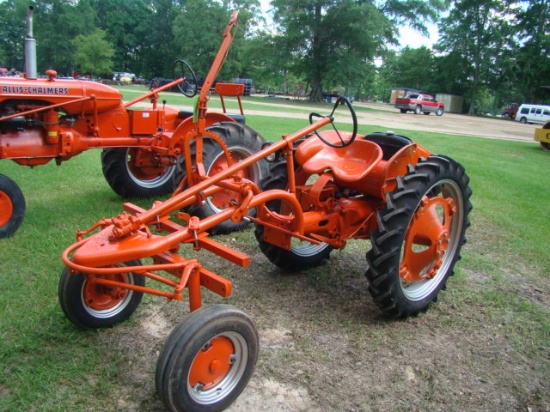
[
  {"left": 97, "top": 230, "right": 549, "bottom": 412},
  {"left": 247, "top": 100, "right": 540, "bottom": 143}
]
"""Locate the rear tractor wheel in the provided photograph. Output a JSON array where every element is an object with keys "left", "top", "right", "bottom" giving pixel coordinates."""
[
  {"left": 101, "top": 148, "right": 183, "bottom": 199},
  {"left": 0, "top": 174, "right": 26, "bottom": 239},
  {"left": 366, "top": 155, "right": 472, "bottom": 318},
  {"left": 186, "top": 122, "right": 268, "bottom": 235},
  {"left": 156, "top": 304, "right": 259, "bottom": 412}
]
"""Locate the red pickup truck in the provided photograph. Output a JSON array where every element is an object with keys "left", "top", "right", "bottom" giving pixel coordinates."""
[{"left": 395, "top": 93, "right": 445, "bottom": 116}]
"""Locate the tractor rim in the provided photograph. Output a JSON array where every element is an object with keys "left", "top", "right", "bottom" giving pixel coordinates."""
[
  {"left": 0, "top": 190, "right": 13, "bottom": 227},
  {"left": 399, "top": 179, "right": 464, "bottom": 301},
  {"left": 206, "top": 147, "right": 260, "bottom": 212},
  {"left": 290, "top": 239, "right": 330, "bottom": 257},
  {"left": 187, "top": 332, "right": 248, "bottom": 405},
  {"left": 125, "top": 148, "right": 175, "bottom": 188},
  {"left": 289, "top": 171, "right": 330, "bottom": 256},
  {"left": 81, "top": 273, "right": 135, "bottom": 318}
]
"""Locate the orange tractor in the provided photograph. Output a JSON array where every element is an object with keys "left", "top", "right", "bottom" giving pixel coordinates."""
[
  {"left": 58, "top": 11, "right": 472, "bottom": 412},
  {"left": 0, "top": 7, "right": 264, "bottom": 238}
]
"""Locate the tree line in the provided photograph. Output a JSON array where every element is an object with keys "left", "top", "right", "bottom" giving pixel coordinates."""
[{"left": 1, "top": 0, "right": 548, "bottom": 114}]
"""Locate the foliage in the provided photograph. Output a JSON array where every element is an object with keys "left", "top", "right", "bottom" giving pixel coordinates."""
[
  {"left": 379, "top": 46, "right": 435, "bottom": 91},
  {"left": 271, "top": 0, "right": 445, "bottom": 101},
  {"left": 510, "top": 0, "right": 550, "bottom": 103},
  {"left": 0, "top": 0, "right": 29, "bottom": 70},
  {"left": 71, "top": 29, "right": 115, "bottom": 77},
  {"left": 435, "top": 0, "right": 513, "bottom": 114},
  {"left": 0, "top": 0, "right": 548, "bottom": 108},
  {"left": 90, "top": 0, "right": 154, "bottom": 76},
  {"left": 172, "top": 0, "right": 261, "bottom": 80}
]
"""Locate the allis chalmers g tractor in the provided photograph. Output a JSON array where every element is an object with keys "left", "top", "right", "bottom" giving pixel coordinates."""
[
  {"left": 57, "top": 11, "right": 472, "bottom": 412},
  {"left": 0, "top": 7, "right": 264, "bottom": 239}
]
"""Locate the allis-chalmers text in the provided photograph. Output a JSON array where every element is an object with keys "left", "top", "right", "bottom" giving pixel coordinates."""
[{"left": 1, "top": 85, "right": 70, "bottom": 95}]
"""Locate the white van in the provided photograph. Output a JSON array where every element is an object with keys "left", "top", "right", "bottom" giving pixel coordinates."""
[{"left": 515, "top": 104, "right": 550, "bottom": 124}]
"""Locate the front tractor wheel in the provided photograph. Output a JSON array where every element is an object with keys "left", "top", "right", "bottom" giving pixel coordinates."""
[
  {"left": 101, "top": 148, "right": 183, "bottom": 198},
  {"left": 0, "top": 174, "right": 26, "bottom": 239},
  {"left": 156, "top": 304, "right": 259, "bottom": 412},
  {"left": 366, "top": 156, "right": 472, "bottom": 318},
  {"left": 58, "top": 260, "right": 145, "bottom": 329},
  {"left": 254, "top": 161, "right": 333, "bottom": 271}
]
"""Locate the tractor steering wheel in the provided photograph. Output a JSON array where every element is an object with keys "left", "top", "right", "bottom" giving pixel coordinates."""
[
  {"left": 172, "top": 59, "right": 198, "bottom": 98},
  {"left": 308, "top": 97, "right": 358, "bottom": 148}
]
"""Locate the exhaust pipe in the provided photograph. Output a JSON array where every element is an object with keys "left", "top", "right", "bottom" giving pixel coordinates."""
[{"left": 25, "top": 5, "right": 37, "bottom": 79}]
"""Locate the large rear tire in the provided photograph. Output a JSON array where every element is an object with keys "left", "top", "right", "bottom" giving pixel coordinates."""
[
  {"left": 156, "top": 304, "right": 258, "bottom": 412},
  {"left": 0, "top": 174, "right": 26, "bottom": 239},
  {"left": 101, "top": 148, "right": 183, "bottom": 198},
  {"left": 366, "top": 156, "right": 472, "bottom": 318},
  {"left": 58, "top": 260, "right": 145, "bottom": 329},
  {"left": 254, "top": 161, "right": 333, "bottom": 270},
  {"left": 186, "top": 122, "right": 268, "bottom": 235}
]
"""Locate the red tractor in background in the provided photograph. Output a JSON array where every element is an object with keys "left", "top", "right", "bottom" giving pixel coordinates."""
[
  {"left": 57, "top": 11, "right": 472, "bottom": 412},
  {"left": 0, "top": 6, "right": 265, "bottom": 238}
]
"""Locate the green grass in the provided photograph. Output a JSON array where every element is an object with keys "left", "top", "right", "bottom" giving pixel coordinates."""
[
  {"left": 116, "top": 85, "right": 390, "bottom": 115},
  {"left": 0, "top": 112, "right": 548, "bottom": 410}
]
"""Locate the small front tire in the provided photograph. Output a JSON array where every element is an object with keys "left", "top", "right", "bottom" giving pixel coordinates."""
[
  {"left": 156, "top": 304, "right": 259, "bottom": 412},
  {"left": 58, "top": 260, "right": 145, "bottom": 329},
  {"left": 414, "top": 105, "right": 422, "bottom": 115}
]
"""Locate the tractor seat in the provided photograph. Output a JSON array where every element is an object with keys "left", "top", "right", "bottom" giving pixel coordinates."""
[{"left": 295, "top": 130, "right": 383, "bottom": 184}]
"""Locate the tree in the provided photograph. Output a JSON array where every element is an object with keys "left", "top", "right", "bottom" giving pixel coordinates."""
[
  {"left": 380, "top": 46, "right": 436, "bottom": 91},
  {"left": 271, "top": 0, "right": 445, "bottom": 101},
  {"left": 511, "top": 0, "right": 550, "bottom": 102},
  {"left": 431, "top": 51, "right": 471, "bottom": 97},
  {"left": 172, "top": 0, "right": 260, "bottom": 80},
  {"left": 240, "top": 32, "right": 294, "bottom": 92},
  {"left": 0, "top": 0, "right": 32, "bottom": 71},
  {"left": 71, "top": 29, "right": 115, "bottom": 77},
  {"left": 436, "top": 0, "right": 514, "bottom": 115},
  {"left": 91, "top": 0, "right": 153, "bottom": 76},
  {"left": 29, "top": 0, "right": 98, "bottom": 74}
]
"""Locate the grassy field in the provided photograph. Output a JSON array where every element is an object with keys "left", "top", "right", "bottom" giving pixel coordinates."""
[
  {"left": 116, "top": 85, "right": 390, "bottom": 116},
  {"left": 0, "top": 113, "right": 548, "bottom": 410}
]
